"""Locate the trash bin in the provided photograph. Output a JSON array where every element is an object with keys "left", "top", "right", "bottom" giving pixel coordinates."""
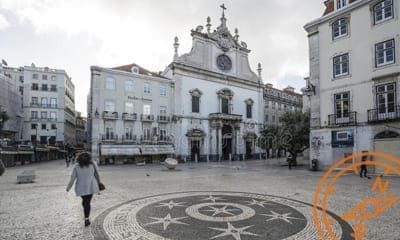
[{"left": 311, "top": 159, "right": 318, "bottom": 171}]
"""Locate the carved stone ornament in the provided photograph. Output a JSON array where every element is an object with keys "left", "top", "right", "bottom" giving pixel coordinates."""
[{"left": 216, "top": 54, "right": 232, "bottom": 71}]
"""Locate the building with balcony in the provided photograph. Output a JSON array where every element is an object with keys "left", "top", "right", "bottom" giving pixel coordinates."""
[
  {"left": 88, "top": 64, "right": 174, "bottom": 164},
  {"left": 304, "top": 0, "right": 400, "bottom": 170},
  {"left": 264, "top": 84, "right": 303, "bottom": 126},
  {"left": 88, "top": 6, "right": 264, "bottom": 163},
  {"left": 75, "top": 111, "right": 87, "bottom": 148},
  {"left": 0, "top": 63, "right": 23, "bottom": 141},
  {"left": 3, "top": 63, "right": 76, "bottom": 146}
]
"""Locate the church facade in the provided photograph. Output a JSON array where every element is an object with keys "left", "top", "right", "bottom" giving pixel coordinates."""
[{"left": 88, "top": 6, "right": 264, "bottom": 163}]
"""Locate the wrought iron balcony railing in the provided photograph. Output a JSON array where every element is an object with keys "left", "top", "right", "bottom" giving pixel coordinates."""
[
  {"left": 122, "top": 113, "right": 137, "bottom": 121},
  {"left": 102, "top": 111, "right": 118, "bottom": 120},
  {"left": 328, "top": 112, "right": 357, "bottom": 127},
  {"left": 368, "top": 106, "right": 400, "bottom": 123},
  {"left": 157, "top": 115, "right": 170, "bottom": 122},
  {"left": 141, "top": 114, "right": 154, "bottom": 121}
]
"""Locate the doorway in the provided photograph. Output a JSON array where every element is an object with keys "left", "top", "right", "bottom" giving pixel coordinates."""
[
  {"left": 222, "top": 125, "right": 233, "bottom": 160},
  {"left": 191, "top": 140, "right": 200, "bottom": 162}
]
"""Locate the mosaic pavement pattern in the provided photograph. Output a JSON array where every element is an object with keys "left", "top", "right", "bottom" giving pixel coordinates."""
[{"left": 92, "top": 191, "right": 353, "bottom": 240}]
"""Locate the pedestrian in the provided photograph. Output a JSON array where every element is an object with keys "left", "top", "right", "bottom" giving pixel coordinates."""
[
  {"left": 360, "top": 155, "right": 370, "bottom": 179},
  {"left": 0, "top": 158, "right": 5, "bottom": 176},
  {"left": 66, "top": 152, "right": 104, "bottom": 227}
]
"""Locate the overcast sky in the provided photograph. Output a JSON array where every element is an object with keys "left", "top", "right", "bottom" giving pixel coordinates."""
[{"left": 0, "top": 0, "right": 324, "bottom": 116}]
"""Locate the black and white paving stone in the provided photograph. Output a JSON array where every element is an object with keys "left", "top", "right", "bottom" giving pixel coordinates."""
[{"left": 92, "top": 192, "right": 353, "bottom": 240}]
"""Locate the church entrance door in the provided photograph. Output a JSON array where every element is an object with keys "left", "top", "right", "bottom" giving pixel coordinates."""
[
  {"left": 222, "top": 125, "right": 233, "bottom": 160},
  {"left": 191, "top": 140, "right": 200, "bottom": 162}
]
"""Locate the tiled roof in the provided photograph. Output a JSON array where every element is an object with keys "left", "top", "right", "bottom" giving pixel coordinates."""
[{"left": 111, "top": 63, "right": 167, "bottom": 78}]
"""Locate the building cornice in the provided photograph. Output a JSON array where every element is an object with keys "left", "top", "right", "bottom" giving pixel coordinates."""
[
  {"left": 304, "top": 0, "right": 371, "bottom": 31},
  {"left": 170, "top": 62, "right": 261, "bottom": 90}
]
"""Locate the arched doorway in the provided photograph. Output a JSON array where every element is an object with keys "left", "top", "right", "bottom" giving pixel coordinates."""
[
  {"left": 222, "top": 125, "right": 233, "bottom": 160},
  {"left": 186, "top": 129, "right": 206, "bottom": 162}
]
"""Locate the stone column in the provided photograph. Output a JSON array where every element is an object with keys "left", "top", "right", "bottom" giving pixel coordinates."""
[{"left": 218, "top": 127, "right": 222, "bottom": 161}]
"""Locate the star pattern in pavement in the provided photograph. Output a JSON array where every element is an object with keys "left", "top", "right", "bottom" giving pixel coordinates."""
[
  {"left": 261, "top": 211, "right": 305, "bottom": 224},
  {"left": 201, "top": 205, "right": 241, "bottom": 217},
  {"left": 145, "top": 213, "right": 189, "bottom": 231},
  {"left": 209, "top": 222, "right": 259, "bottom": 240},
  {"left": 155, "top": 200, "right": 186, "bottom": 210},
  {"left": 201, "top": 195, "right": 226, "bottom": 203},
  {"left": 244, "top": 199, "right": 275, "bottom": 208}
]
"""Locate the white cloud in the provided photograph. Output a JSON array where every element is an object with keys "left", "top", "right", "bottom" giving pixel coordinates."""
[{"left": 0, "top": 13, "right": 10, "bottom": 30}]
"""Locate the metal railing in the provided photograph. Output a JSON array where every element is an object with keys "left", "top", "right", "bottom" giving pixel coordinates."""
[
  {"left": 157, "top": 115, "right": 170, "bottom": 122},
  {"left": 102, "top": 111, "right": 118, "bottom": 119},
  {"left": 328, "top": 112, "right": 357, "bottom": 127},
  {"left": 122, "top": 113, "right": 137, "bottom": 121},
  {"left": 101, "top": 134, "right": 118, "bottom": 142},
  {"left": 141, "top": 114, "right": 155, "bottom": 121},
  {"left": 368, "top": 106, "right": 400, "bottom": 123}
]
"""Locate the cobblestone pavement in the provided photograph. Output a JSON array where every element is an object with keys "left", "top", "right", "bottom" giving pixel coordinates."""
[{"left": 0, "top": 159, "right": 399, "bottom": 240}]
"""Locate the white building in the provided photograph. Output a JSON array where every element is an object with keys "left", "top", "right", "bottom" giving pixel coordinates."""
[
  {"left": 88, "top": 64, "right": 174, "bottom": 163},
  {"left": 89, "top": 6, "right": 264, "bottom": 163},
  {"left": 305, "top": 0, "right": 400, "bottom": 170},
  {"left": 0, "top": 63, "right": 23, "bottom": 141},
  {"left": 4, "top": 64, "right": 76, "bottom": 146}
]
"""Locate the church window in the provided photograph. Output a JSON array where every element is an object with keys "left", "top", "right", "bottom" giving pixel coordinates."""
[{"left": 190, "top": 89, "right": 203, "bottom": 113}]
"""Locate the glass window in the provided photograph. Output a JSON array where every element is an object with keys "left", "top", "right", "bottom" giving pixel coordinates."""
[
  {"left": 376, "top": 83, "right": 396, "bottom": 114},
  {"left": 32, "top": 83, "right": 38, "bottom": 90},
  {"left": 50, "top": 98, "right": 57, "bottom": 108},
  {"left": 333, "top": 53, "right": 349, "bottom": 78},
  {"left": 143, "top": 104, "right": 151, "bottom": 115},
  {"left": 41, "top": 84, "right": 48, "bottom": 91},
  {"left": 143, "top": 128, "right": 151, "bottom": 140},
  {"left": 125, "top": 79, "right": 134, "bottom": 92},
  {"left": 105, "top": 100, "right": 115, "bottom": 112},
  {"left": 192, "top": 96, "right": 200, "bottom": 113},
  {"left": 41, "top": 97, "right": 48, "bottom": 107},
  {"left": 41, "top": 111, "right": 48, "bottom": 119},
  {"left": 265, "top": 115, "right": 269, "bottom": 122},
  {"left": 334, "top": 92, "right": 350, "bottom": 118},
  {"left": 50, "top": 85, "right": 57, "bottom": 91},
  {"left": 144, "top": 82, "right": 151, "bottom": 94},
  {"left": 125, "top": 102, "right": 134, "bottom": 113},
  {"left": 32, "top": 97, "right": 38, "bottom": 105},
  {"left": 31, "top": 124, "right": 37, "bottom": 129},
  {"left": 160, "top": 86, "right": 167, "bottom": 96},
  {"left": 51, "top": 75, "right": 57, "bottom": 81},
  {"left": 105, "top": 77, "right": 116, "bottom": 90},
  {"left": 337, "top": 0, "right": 346, "bottom": 9},
  {"left": 221, "top": 98, "right": 229, "bottom": 114},
  {"left": 32, "top": 73, "right": 38, "bottom": 79},
  {"left": 332, "top": 18, "right": 348, "bottom": 40},
  {"left": 375, "top": 39, "right": 395, "bottom": 67},
  {"left": 42, "top": 75, "right": 48, "bottom": 80},
  {"left": 50, "top": 112, "right": 57, "bottom": 120},
  {"left": 51, "top": 124, "right": 57, "bottom": 129},
  {"left": 246, "top": 104, "right": 252, "bottom": 119},
  {"left": 31, "top": 111, "right": 38, "bottom": 119},
  {"left": 374, "top": 0, "right": 394, "bottom": 24},
  {"left": 160, "top": 107, "right": 167, "bottom": 116},
  {"left": 105, "top": 127, "right": 114, "bottom": 140}
]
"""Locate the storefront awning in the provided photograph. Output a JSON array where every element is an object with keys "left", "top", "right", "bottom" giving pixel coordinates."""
[
  {"left": 140, "top": 145, "right": 175, "bottom": 155},
  {"left": 101, "top": 146, "right": 141, "bottom": 156}
]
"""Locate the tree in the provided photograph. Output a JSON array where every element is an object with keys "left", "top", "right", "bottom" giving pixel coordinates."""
[
  {"left": 0, "top": 111, "right": 10, "bottom": 137},
  {"left": 259, "top": 111, "right": 310, "bottom": 165}
]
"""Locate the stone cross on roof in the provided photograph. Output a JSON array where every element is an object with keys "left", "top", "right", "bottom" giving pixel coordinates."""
[{"left": 220, "top": 4, "right": 227, "bottom": 18}]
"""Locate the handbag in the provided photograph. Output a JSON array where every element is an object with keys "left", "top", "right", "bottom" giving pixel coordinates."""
[{"left": 93, "top": 163, "right": 105, "bottom": 191}]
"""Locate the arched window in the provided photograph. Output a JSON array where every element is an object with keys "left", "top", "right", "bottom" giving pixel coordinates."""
[
  {"left": 125, "top": 79, "right": 134, "bottom": 92},
  {"left": 190, "top": 89, "right": 203, "bottom": 113}
]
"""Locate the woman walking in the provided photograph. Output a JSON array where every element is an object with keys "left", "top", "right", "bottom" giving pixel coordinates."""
[{"left": 66, "top": 152, "right": 101, "bottom": 227}]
